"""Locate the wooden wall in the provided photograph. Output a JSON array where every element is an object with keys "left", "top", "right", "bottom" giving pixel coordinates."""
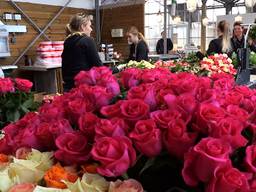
[
  {"left": 0, "top": 1, "right": 93, "bottom": 66},
  {"left": 101, "top": 4, "right": 145, "bottom": 59}
]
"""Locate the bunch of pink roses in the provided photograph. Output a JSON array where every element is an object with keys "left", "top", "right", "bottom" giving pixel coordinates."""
[{"left": 0, "top": 66, "right": 256, "bottom": 191}]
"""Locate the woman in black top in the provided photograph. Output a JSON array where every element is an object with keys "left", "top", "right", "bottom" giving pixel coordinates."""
[
  {"left": 207, "top": 20, "right": 231, "bottom": 55},
  {"left": 62, "top": 13, "right": 103, "bottom": 91},
  {"left": 127, "top": 26, "right": 149, "bottom": 61}
]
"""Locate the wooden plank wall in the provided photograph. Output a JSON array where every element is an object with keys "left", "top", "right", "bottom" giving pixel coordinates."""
[
  {"left": 0, "top": 1, "right": 93, "bottom": 66},
  {"left": 100, "top": 4, "right": 145, "bottom": 59}
]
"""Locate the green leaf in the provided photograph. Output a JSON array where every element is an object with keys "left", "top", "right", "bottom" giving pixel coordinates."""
[
  {"left": 22, "top": 98, "right": 33, "bottom": 108},
  {"left": 139, "top": 158, "right": 155, "bottom": 175}
]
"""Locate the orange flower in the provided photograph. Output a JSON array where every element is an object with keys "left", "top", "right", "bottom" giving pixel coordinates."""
[
  {"left": 44, "top": 164, "right": 78, "bottom": 189},
  {"left": 81, "top": 163, "right": 99, "bottom": 174},
  {"left": 0, "top": 154, "right": 9, "bottom": 163}
]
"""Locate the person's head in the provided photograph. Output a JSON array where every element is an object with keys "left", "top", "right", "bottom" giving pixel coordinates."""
[
  {"left": 66, "top": 13, "right": 93, "bottom": 36},
  {"left": 233, "top": 21, "right": 244, "bottom": 39},
  {"left": 161, "top": 31, "right": 166, "bottom": 38},
  {"left": 217, "top": 20, "right": 231, "bottom": 53},
  {"left": 127, "top": 26, "right": 140, "bottom": 44}
]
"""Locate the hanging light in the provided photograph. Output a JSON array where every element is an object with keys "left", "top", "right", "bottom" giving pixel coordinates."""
[
  {"left": 173, "top": 16, "right": 181, "bottom": 24},
  {"left": 202, "top": 17, "right": 209, "bottom": 26},
  {"left": 245, "top": 0, "right": 256, "bottom": 8},
  {"left": 235, "top": 14, "right": 243, "bottom": 22},
  {"left": 186, "top": 0, "right": 197, "bottom": 12}
]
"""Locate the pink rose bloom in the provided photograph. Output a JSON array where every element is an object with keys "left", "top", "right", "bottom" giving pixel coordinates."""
[
  {"left": 206, "top": 165, "right": 250, "bottom": 192},
  {"left": 129, "top": 119, "right": 162, "bottom": 157},
  {"left": 240, "top": 98, "right": 255, "bottom": 114},
  {"left": 222, "top": 92, "right": 244, "bottom": 107},
  {"left": 209, "top": 117, "right": 247, "bottom": 149},
  {"left": 55, "top": 132, "right": 91, "bottom": 165},
  {"left": 78, "top": 112, "right": 99, "bottom": 140},
  {"left": 245, "top": 145, "right": 256, "bottom": 173},
  {"left": 0, "top": 77, "right": 15, "bottom": 93},
  {"left": 193, "top": 103, "right": 226, "bottom": 134},
  {"left": 109, "top": 179, "right": 143, "bottom": 192},
  {"left": 182, "top": 137, "right": 231, "bottom": 186},
  {"left": 14, "top": 78, "right": 33, "bottom": 92},
  {"left": 120, "top": 68, "right": 142, "bottom": 89},
  {"left": 226, "top": 105, "right": 249, "bottom": 123},
  {"left": 95, "top": 118, "right": 128, "bottom": 141},
  {"left": 213, "top": 78, "right": 235, "bottom": 91},
  {"left": 8, "top": 183, "right": 35, "bottom": 192},
  {"left": 127, "top": 84, "right": 157, "bottom": 111},
  {"left": 100, "top": 100, "right": 123, "bottom": 118},
  {"left": 163, "top": 119, "right": 197, "bottom": 159},
  {"left": 92, "top": 136, "right": 136, "bottom": 177}
]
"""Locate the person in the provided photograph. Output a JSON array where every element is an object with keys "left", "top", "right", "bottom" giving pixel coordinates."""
[
  {"left": 156, "top": 31, "right": 173, "bottom": 54},
  {"left": 207, "top": 20, "right": 232, "bottom": 55},
  {"left": 127, "top": 32, "right": 136, "bottom": 61},
  {"left": 231, "top": 21, "right": 256, "bottom": 53},
  {"left": 62, "top": 13, "right": 103, "bottom": 91},
  {"left": 127, "top": 26, "right": 149, "bottom": 61}
]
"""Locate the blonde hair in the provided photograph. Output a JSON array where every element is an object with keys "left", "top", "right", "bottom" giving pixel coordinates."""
[
  {"left": 128, "top": 26, "right": 149, "bottom": 49},
  {"left": 66, "top": 13, "right": 92, "bottom": 36},
  {"left": 217, "top": 20, "right": 231, "bottom": 53}
]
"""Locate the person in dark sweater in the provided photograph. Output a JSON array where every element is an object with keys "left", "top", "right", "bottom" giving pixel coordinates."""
[
  {"left": 156, "top": 31, "right": 173, "bottom": 54},
  {"left": 207, "top": 20, "right": 232, "bottom": 56},
  {"left": 127, "top": 26, "right": 149, "bottom": 62},
  {"left": 62, "top": 13, "right": 103, "bottom": 91},
  {"left": 231, "top": 21, "right": 256, "bottom": 53}
]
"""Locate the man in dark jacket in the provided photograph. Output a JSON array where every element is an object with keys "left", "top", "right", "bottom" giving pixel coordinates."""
[{"left": 156, "top": 31, "right": 173, "bottom": 54}]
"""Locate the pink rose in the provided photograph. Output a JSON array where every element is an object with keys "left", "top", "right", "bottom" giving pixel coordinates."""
[
  {"left": 193, "top": 103, "right": 226, "bottom": 134},
  {"left": 95, "top": 118, "right": 128, "bottom": 141},
  {"left": 92, "top": 136, "right": 136, "bottom": 177},
  {"left": 15, "top": 147, "right": 32, "bottom": 159},
  {"left": 39, "top": 103, "right": 66, "bottom": 122},
  {"left": 140, "top": 68, "right": 172, "bottom": 83},
  {"left": 240, "top": 98, "right": 255, "bottom": 114},
  {"left": 0, "top": 78, "right": 14, "bottom": 93},
  {"left": 211, "top": 73, "right": 234, "bottom": 82},
  {"left": 151, "top": 109, "right": 190, "bottom": 129},
  {"left": 163, "top": 119, "right": 197, "bottom": 159},
  {"left": 226, "top": 105, "right": 249, "bottom": 122},
  {"left": 213, "top": 78, "right": 234, "bottom": 91},
  {"left": 120, "top": 68, "right": 141, "bottom": 89},
  {"left": 222, "top": 92, "right": 244, "bottom": 107},
  {"left": 120, "top": 99, "right": 150, "bottom": 123},
  {"left": 15, "top": 112, "right": 38, "bottom": 129},
  {"left": 55, "top": 132, "right": 91, "bottom": 165},
  {"left": 196, "top": 88, "right": 217, "bottom": 103},
  {"left": 206, "top": 165, "right": 250, "bottom": 192},
  {"left": 109, "top": 179, "right": 143, "bottom": 192},
  {"left": 245, "top": 145, "right": 256, "bottom": 173},
  {"left": 209, "top": 117, "right": 247, "bottom": 149},
  {"left": 14, "top": 78, "right": 33, "bottom": 92},
  {"left": 234, "top": 86, "right": 254, "bottom": 98},
  {"left": 97, "top": 75, "right": 120, "bottom": 96},
  {"left": 127, "top": 84, "right": 157, "bottom": 111},
  {"left": 78, "top": 112, "right": 99, "bottom": 140},
  {"left": 8, "top": 183, "right": 35, "bottom": 192},
  {"left": 100, "top": 100, "right": 123, "bottom": 118},
  {"left": 182, "top": 137, "right": 231, "bottom": 186},
  {"left": 129, "top": 119, "right": 162, "bottom": 157}
]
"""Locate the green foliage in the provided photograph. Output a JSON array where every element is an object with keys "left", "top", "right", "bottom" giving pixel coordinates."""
[{"left": 0, "top": 91, "right": 40, "bottom": 129}]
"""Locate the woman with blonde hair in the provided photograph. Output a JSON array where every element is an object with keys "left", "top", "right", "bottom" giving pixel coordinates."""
[
  {"left": 207, "top": 20, "right": 232, "bottom": 55},
  {"left": 62, "top": 13, "right": 102, "bottom": 91},
  {"left": 127, "top": 26, "right": 149, "bottom": 61}
]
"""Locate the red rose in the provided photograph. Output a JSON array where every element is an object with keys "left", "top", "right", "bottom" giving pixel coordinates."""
[
  {"left": 68, "top": 98, "right": 92, "bottom": 123},
  {"left": 182, "top": 137, "right": 231, "bottom": 186},
  {"left": 213, "top": 78, "right": 234, "bottom": 91},
  {"left": 127, "top": 84, "right": 157, "bottom": 111},
  {"left": 206, "top": 165, "right": 250, "bottom": 192},
  {"left": 15, "top": 78, "right": 33, "bottom": 92},
  {"left": 95, "top": 118, "right": 128, "bottom": 141},
  {"left": 156, "top": 87, "right": 174, "bottom": 107},
  {"left": 78, "top": 112, "right": 99, "bottom": 139},
  {"left": 100, "top": 100, "right": 123, "bottom": 118},
  {"left": 97, "top": 75, "right": 120, "bottom": 96},
  {"left": 15, "top": 112, "right": 38, "bottom": 129},
  {"left": 129, "top": 119, "right": 162, "bottom": 157},
  {"left": 120, "top": 99, "right": 149, "bottom": 122},
  {"left": 245, "top": 145, "right": 256, "bottom": 173},
  {"left": 163, "top": 119, "right": 197, "bottom": 159},
  {"left": 55, "top": 132, "right": 91, "bottom": 165},
  {"left": 226, "top": 105, "right": 249, "bottom": 122},
  {"left": 0, "top": 78, "right": 14, "bottom": 93},
  {"left": 39, "top": 103, "right": 66, "bottom": 122},
  {"left": 211, "top": 73, "right": 234, "bottom": 81},
  {"left": 120, "top": 68, "right": 141, "bottom": 89},
  {"left": 193, "top": 103, "right": 226, "bottom": 134},
  {"left": 197, "top": 77, "right": 212, "bottom": 90},
  {"left": 141, "top": 68, "right": 172, "bottom": 83},
  {"left": 240, "top": 98, "right": 255, "bottom": 114},
  {"left": 196, "top": 88, "right": 217, "bottom": 103},
  {"left": 222, "top": 91, "right": 244, "bottom": 107},
  {"left": 209, "top": 117, "right": 247, "bottom": 149},
  {"left": 234, "top": 86, "right": 254, "bottom": 98},
  {"left": 151, "top": 109, "right": 190, "bottom": 129},
  {"left": 91, "top": 136, "right": 136, "bottom": 177}
]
